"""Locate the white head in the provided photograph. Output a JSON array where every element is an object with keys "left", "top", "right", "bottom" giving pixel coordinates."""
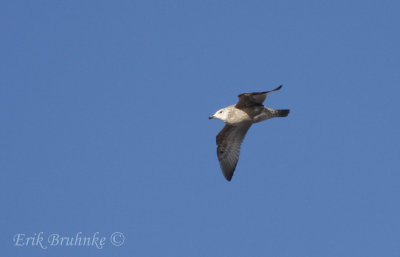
[{"left": 209, "top": 107, "right": 231, "bottom": 122}]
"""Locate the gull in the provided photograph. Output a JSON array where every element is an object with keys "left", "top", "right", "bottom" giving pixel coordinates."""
[{"left": 209, "top": 85, "right": 290, "bottom": 181}]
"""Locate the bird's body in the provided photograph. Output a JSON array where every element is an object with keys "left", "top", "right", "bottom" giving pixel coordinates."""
[
  {"left": 209, "top": 85, "right": 289, "bottom": 181},
  {"left": 221, "top": 104, "right": 284, "bottom": 124}
]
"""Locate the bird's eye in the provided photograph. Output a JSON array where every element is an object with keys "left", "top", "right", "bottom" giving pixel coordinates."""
[{"left": 219, "top": 111, "right": 223, "bottom": 114}]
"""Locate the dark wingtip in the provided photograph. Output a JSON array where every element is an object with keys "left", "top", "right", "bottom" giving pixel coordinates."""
[
  {"left": 262, "top": 85, "right": 283, "bottom": 95},
  {"left": 277, "top": 109, "right": 290, "bottom": 117},
  {"left": 225, "top": 175, "right": 233, "bottom": 181},
  {"left": 222, "top": 169, "right": 234, "bottom": 181}
]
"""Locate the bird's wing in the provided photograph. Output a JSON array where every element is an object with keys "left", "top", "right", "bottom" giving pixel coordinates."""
[
  {"left": 216, "top": 123, "right": 252, "bottom": 181},
  {"left": 236, "top": 85, "right": 282, "bottom": 109}
]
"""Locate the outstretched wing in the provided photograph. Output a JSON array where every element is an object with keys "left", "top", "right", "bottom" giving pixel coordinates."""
[
  {"left": 216, "top": 123, "right": 252, "bottom": 181},
  {"left": 236, "top": 85, "right": 282, "bottom": 109}
]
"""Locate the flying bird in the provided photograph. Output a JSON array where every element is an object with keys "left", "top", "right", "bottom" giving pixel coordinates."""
[{"left": 209, "top": 85, "right": 290, "bottom": 181}]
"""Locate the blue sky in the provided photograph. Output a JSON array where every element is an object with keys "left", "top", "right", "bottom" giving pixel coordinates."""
[{"left": 1, "top": 1, "right": 400, "bottom": 256}]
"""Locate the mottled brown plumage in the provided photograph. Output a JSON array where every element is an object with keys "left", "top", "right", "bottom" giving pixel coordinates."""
[{"left": 209, "top": 85, "right": 289, "bottom": 181}]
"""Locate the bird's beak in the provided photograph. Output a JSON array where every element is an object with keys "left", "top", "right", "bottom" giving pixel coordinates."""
[{"left": 208, "top": 115, "right": 214, "bottom": 119}]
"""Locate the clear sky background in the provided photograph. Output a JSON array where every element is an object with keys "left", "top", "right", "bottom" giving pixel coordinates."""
[{"left": 1, "top": 1, "right": 400, "bottom": 256}]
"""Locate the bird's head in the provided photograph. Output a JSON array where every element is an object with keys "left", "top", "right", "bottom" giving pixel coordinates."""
[{"left": 209, "top": 107, "right": 230, "bottom": 122}]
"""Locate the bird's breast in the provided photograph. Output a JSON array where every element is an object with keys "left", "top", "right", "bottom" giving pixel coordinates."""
[{"left": 227, "top": 108, "right": 252, "bottom": 124}]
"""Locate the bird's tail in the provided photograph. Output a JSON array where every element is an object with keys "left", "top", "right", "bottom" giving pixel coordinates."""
[{"left": 276, "top": 109, "right": 290, "bottom": 117}]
